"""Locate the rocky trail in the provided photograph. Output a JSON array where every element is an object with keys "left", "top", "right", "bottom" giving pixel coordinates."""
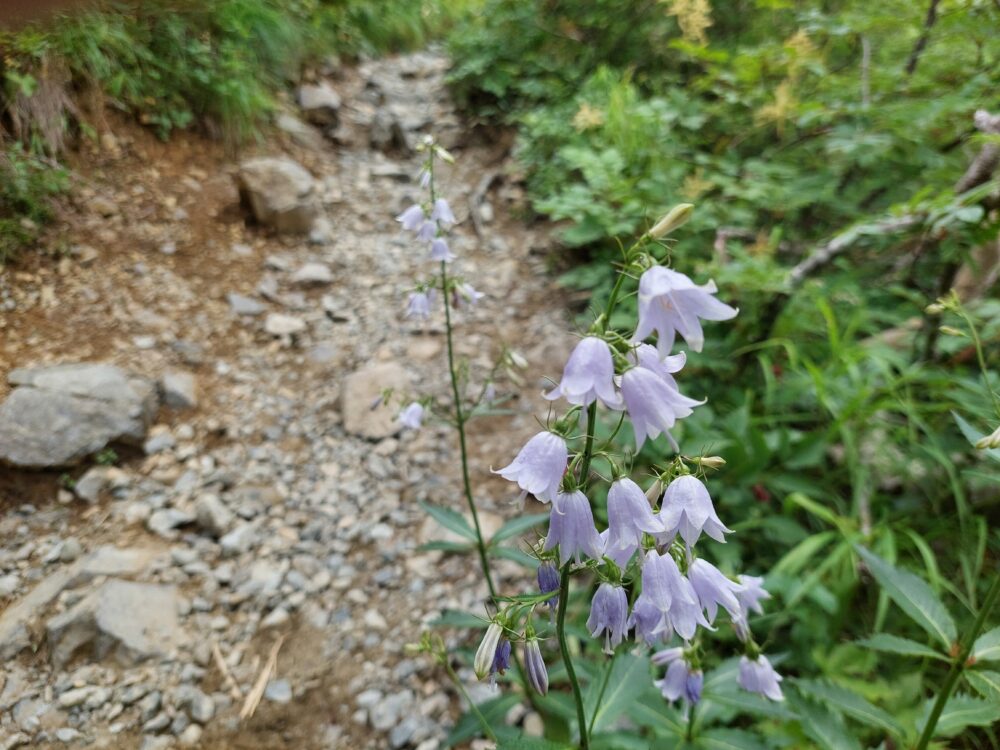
[{"left": 0, "top": 51, "right": 572, "bottom": 749}]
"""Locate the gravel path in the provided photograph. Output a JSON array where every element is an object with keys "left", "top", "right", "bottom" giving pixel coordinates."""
[{"left": 0, "top": 51, "right": 572, "bottom": 749}]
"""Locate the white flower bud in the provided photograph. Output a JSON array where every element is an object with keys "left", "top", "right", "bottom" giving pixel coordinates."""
[
  {"left": 975, "top": 425, "right": 1000, "bottom": 450},
  {"left": 648, "top": 204, "right": 694, "bottom": 239},
  {"left": 474, "top": 622, "right": 503, "bottom": 681}
]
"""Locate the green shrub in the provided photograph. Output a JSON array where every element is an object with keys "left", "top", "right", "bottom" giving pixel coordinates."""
[{"left": 0, "top": 144, "right": 68, "bottom": 263}]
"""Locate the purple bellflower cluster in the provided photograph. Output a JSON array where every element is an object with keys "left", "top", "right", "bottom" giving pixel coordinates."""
[{"left": 473, "top": 206, "right": 782, "bottom": 733}]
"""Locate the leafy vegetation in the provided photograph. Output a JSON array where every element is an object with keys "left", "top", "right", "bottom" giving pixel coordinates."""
[{"left": 448, "top": 0, "right": 1000, "bottom": 745}]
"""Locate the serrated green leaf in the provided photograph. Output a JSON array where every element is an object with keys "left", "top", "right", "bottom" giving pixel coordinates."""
[
  {"left": 972, "top": 626, "right": 1000, "bottom": 662},
  {"left": 703, "top": 688, "right": 795, "bottom": 721},
  {"left": 795, "top": 679, "right": 903, "bottom": 737},
  {"left": 855, "top": 546, "right": 957, "bottom": 649},
  {"left": 787, "top": 689, "right": 861, "bottom": 750},
  {"left": 965, "top": 670, "right": 1000, "bottom": 699},
  {"left": 419, "top": 501, "right": 477, "bottom": 541},
  {"left": 696, "top": 728, "right": 769, "bottom": 750},
  {"left": 856, "top": 633, "right": 947, "bottom": 661},
  {"left": 490, "top": 512, "right": 549, "bottom": 544},
  {"left": 585, "top": 653, "right": 653, "bottom": 733},
  {"left": 921, "top": 693, "right": 1000, "bottom": 738}
]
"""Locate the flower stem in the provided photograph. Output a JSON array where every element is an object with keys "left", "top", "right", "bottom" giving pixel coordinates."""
[
  {"left": 557, "top": 565, "right": 590, "bottom": 750},
  {"left": 444, "top": 660, "right": 497, "bottom": 742},
  {"left": 686, "top": 700, "right": 697, "bottom": 742},
  {"left": 587, "top": 650, "right": 617, "bottom": 738},
  {"left": 441, "top": 259, "right": 497, "bottom": 602},
  {"left": 915, "top": 570, "right": 1000, "bottom": 750}
]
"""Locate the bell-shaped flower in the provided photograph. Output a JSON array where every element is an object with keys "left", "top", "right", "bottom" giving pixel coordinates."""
[
  {"left": 396, "top": 204, "right": 425, "bottom": 232},
  {"left": 587, "top": 583, "right": 629, "bottom": 654},
  {"left": 630, "top": 550, "right": 709, "bottom": 642},
  {"left": 598, "top": 529, "right": 638, "bottom": 569},
  {"left": 738, "top": 655, "right": 784, "bottom": 701},
  {"left": 537, "top": 561, "right": 560, "bottom": 608},
  {"left": 432, "top": 198, "right": 456, "bottom": 227},
  {"left": 620, "top": 366, "right": 702, "bottom": 451},
  {"left": 493, "top": 431, "right": 567, "bottom": 502},
  {"left": 399, "top": 402, "right": 424, "bottom": 430},
  {"left": 606, "top": 478, "right": 664, "bottom": 555},
  {"left": 474, "top": 622, "right": 503, "bottom": 680},
  {"left": 405, "top": 290, "right": 435, "bottom": 320},
  {"left": 655, "top": 656, "right": 703, "bottom": 705},
  {"left": 634, "top": 266, "right": 737, "bottom": 354},
  {"left": 631, "top": 343, "right": 687, "bottom": 390},
  {"left": 544, "top": 336, "right": 622, "bottom": 409},
  {"left": 629, "top": 597, "right": 663, "bottom": 646},
  {"left": 490, "top": 638, "right": 512, "bottom": 685},
  {"left": 454, "top": 283, "right": 484, "bottom": 308},
  {"left": 688, "top": 559, "right": 742, "bottom": 623},
  {"left": 429, "top": 237, "right": 455, "bottom": 262},
  {"left": 736, "top": 574, "right": 771, "bottom": 616},
  {"left": 416, "top": 220, "right": 437, "bottom": 242},
  {"left": 523, "top": 638, "right": 548, "bottom": 695},
  {"left": 544, "top": 490, "right": 604, "bottom": 566},
  {"left": 658, "top": 475, "right": 732, "bottom": 548}
]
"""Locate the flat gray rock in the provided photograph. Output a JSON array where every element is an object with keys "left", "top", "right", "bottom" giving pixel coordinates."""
[
  {"left": 297, "top": 82, "right": 341, "bottom": 126},
  {"left": 0, "top": 363, "right": 157, "bottom": 468},
  {"left": 46, "top": 579, "right": 187, "bottom": 667},
  {"left": 236, "top": 157, "right": 319, "bottom": 234}
]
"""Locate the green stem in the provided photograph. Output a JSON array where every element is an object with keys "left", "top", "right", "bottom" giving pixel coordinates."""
[
  {"left": 686, "top": 699, "right": 698, "bottom": 742},
  {"left": 587, "top": 650, "right": 617, "bottom": 737},
  {"left": 558, "top": 565, "right": 590, "bottom": 750},
  {"left": 445, "top": 660, "right": 497, "bottom": 742},
  {"left": 441, "top": 258, "right": 497, "bottom": 602},
  {"left": 915, "top": 570, "right": 1000, "bottom": 750}
]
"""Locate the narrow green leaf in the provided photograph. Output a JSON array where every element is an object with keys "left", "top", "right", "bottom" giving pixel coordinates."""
[
  {"left": 921, "top": 693, "right": 1000, "bottom": 738},
  {"left": 429, "top": 608, "right": 485, "bottom": 629},
  {"left": 855, "top": 546, "right": 957, "bottom": 649},
  {"left": 965, "top": 670, "right": 1000, "bottom": 699},
  {"left": 443, "top": 693, "right": 520, "bottom": 748},
  {"left": 787, "top": 690, "right": 861, "bottom": 750},
  {"left": 590, "top": 733, "right": 651, "bottom": 750},
  {"left": 972, "top": 626, "right": 1000, "bottom": 662},
  {"left": 773, "top": 530, "right": 836, "bottom": 575},
  {"left": 703, "top": 689, "right": 795, "bottom": 721},
  {"left": 627, "top": 697, "right": 685, "bottom": 738},
  {"left": 418, "top": 540, "right": 474, "bottom": 553},
  {"left": 490, "top": 513, "right": 549, "bottom": 544},
  {"left": 696, "top": 728, "right": 769, "bottom": 750},
  {"left": 953, "top": 411, "right": 1000, "bottom": 462},
  {"left": 585, "top": 653, "right": 653, "bottom": 733},
  {"left": 856, "top": 633, "right": 947, "bottom": 661},
  {"left": 419, "top": 501, "right": 477, "bottom": 541},
  {"left": 496, "top": 733, "right": 573, "bottom": 750},
  {"left": 490, "top": 545, "right": 539, "bottom": 568},
  {"left": 795, "top": 679, "right": 903, "bottom": 737}
]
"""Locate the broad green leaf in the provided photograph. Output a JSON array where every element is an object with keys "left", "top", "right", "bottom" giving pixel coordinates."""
[
  {"left": 590, "top": 733, "right": 652, "bottom": 750},
  {"left": 856, "top": 633, "right": 947, "bottom": 661},
  {"left": 417, "top": 540, "right": 473, "bottom": 553},
  {"left": 972, "top": 626, "right": 1000, "bottom": 662},
  {"left": 787, "top": 690, "right": 861, "bottom": 750},
  {"left": 496, "top": 733, "right": 573, "bottom": 750},
  {"left": 965, "top": 670, "right": 1000, "bottom": 699},
  {"left": 953, "top": 411, "right": 1000, "bottom": 462},
  {"left": 921, "top": 693, "right": 1000, "bottom": 738},
  {"left": 703, "top": 689, "right": 794, "bottom": 721},
  {"left": 419, "top": 501, "right": 477, "bottom": 541},
  {"left": 627, "top": 697, "right": 685, "bottom": 738},
  {"left": 696, "top": 728, "right": 769, "bottom": 750},
  {"left": 584, "top": 654, "right": 653, "bottom": 733},
  {"left": 855, "top": 546, "right": 957, "bottom": 649},
  {"left": 490, "top": 512, "right": 549, "bottom": 544},
  {"left": 443, "top": 693, "right": 520, "bottom": 747},
  {"left": 795, "top": 679, "right": 903, "bottom": 737}
]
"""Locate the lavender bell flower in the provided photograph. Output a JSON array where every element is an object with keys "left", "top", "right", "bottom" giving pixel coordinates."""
[
  {"left": 429, "top": 237, "right": 455, "bottom": 262},
  {"left": 620, "top": 366, "right": 702, "bottom": 451},
  {"left": 732, "top": 574, "right": 771, "bottom": 641},
  {"left": 537, "top": 561, "right": 560, "bottom": 608},
  {"left": 738, "top": 655, "right": 784, "bottom": 701},
  {"left": 544, "top": 490, "right": 604, "bottom": 566},
  {"left": 494, "top": 431, "right": 568, "bottom": 502},
  {"left": 606, "top": 477, "right": 665, "bottom": 556},
  {"left": 490, "top": 638, "right": 512, "bottom": 685},
  {"left": 405, "top": 290, "right": 434, "bottom": 320},
  {"left": 432, "top": 198, "right": 456, "bottom": 227},
  {"left": 654, "top": 652, "right": 703, "bottom": 705},
  {"left": 688, "top": 558, "right": 742, "bottom": 623},
  {"left": 631, "top": 343, "right": 687, "bottom": 390},
  {"left": 523, "top": 639, "right": 549, "bottom": 695},
  {"left": 417, "top": 220, "right": 437, "bottom": 242},
  {"left": 587, "top": 583, "right": 629, "bottom": 654},
  {"left": 399, "top": 402, "right": 424, "bottom": 430},
  {"left": 630, "top": 550, "right": 709, "bottom": 642},
  {"left": 396, "top": 204, "right": 425, "bottom": 232},
  {"left": 657, "top": 475, "right": 732, "bottom": 548},
  {"left": 544, "top": 336, "right": 623, "bottom": 409},
  {"left": 634, "top": 266, "right": 738, "bottom": 355},
  {"left": 474, "top": 623, "right": 503, "bottom": 680},
  {"left": 598, "top": 529, "right": 638, "bottom": 568},
  {"left": 455, "top": 283, "right": 485, "bottom": 308}
]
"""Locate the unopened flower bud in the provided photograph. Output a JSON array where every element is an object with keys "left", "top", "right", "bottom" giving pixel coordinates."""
[
  {"left": 939, "top": 325, "right": 966, "bottom": 338},
  {"left": 925, "top": 302, "right": 945, "bottom": 315},
  {"left": 508, "top": 350, "right": 528, "bottom": 369},
  {"left": 474, "top": 623, "right": 503, "bottom": 681},
  {"left": 697, "top": 456, "right": 727, "bottom": 470},
  {"left": 523, "top": 638, "right": 548, "bottom": 695},
  {"left": 975, "top": 425, "right": 1000, "bottom": 450},
  {"left": 645, "top": 478, "right": 664, "bottom": 504},
  {"left": 648, "top": 204, "right": 694, "bottom": 239}
]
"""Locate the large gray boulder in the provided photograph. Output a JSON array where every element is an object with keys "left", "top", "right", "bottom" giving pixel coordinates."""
[
  {"left": 46, "top": 579, "right": 187, "bottom": 667},
  {"left": 0, "top": 363, "right": 158, "bottom": 468},
  {"left": 236, "top": 157, "right": 320, "bottom": 234}
]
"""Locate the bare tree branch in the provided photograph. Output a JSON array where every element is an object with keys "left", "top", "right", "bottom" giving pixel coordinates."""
[{"left": 905, "top": 0, "right": 941, "bottom": 77}]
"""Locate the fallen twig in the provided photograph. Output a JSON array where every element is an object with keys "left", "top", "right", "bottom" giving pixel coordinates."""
[
  {"left": 212, "top": 639, "right": 243, "bottom": 702},
  {"left": 239, "top": 634, "right": 286, "bottom": 721}
]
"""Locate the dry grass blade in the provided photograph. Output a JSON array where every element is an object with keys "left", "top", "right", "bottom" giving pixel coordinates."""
[
  {"left": 239, "top": 635, "right": 286, "bottom": 721},
  {"left": 212, "top": 639, "right": 243, "bottom": 702}
]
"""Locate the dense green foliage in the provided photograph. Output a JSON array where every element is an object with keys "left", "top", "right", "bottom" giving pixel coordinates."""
[
  {"left": 0, "top": 0, "right": 466, "bottom": 261},
  {"left": 448, "top": 0, "right": 1000, "bottom": 746}
]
